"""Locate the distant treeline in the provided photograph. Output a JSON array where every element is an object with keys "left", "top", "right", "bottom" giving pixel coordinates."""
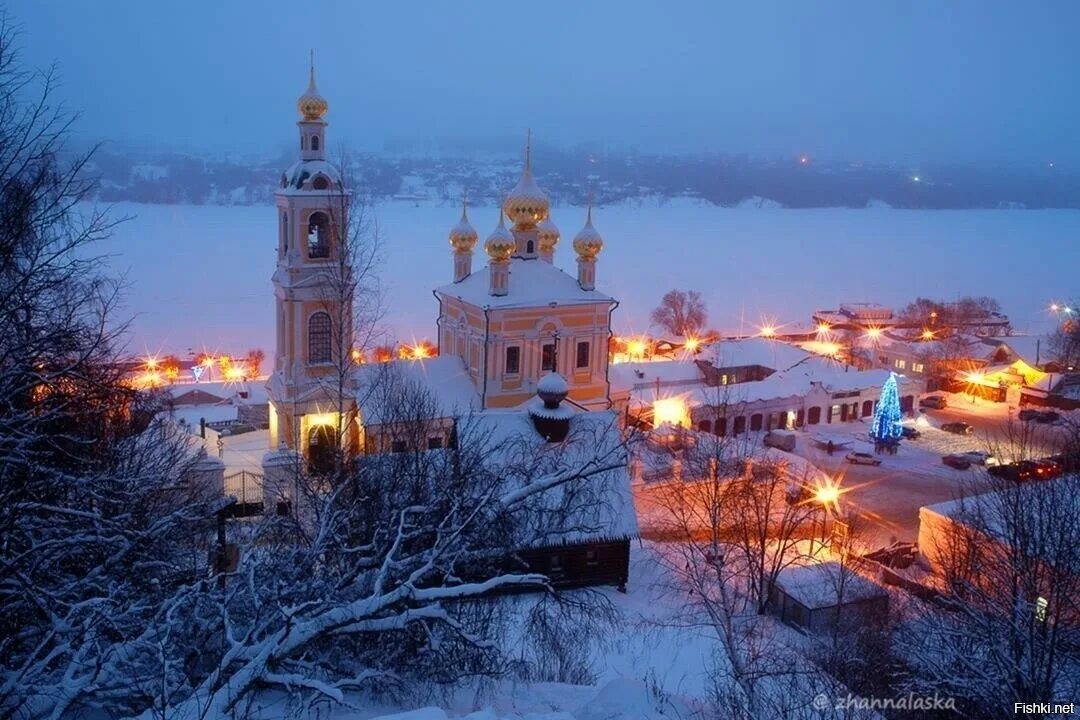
[{"left": 87, "top": 147, "right": 1080, "bottom": 209}]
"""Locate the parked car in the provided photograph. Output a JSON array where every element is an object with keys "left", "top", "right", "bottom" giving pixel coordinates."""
[
  {"left": 960, "top": 450, "right": 997, "bottom": 466},
  {"left": 940, "top": 422, "right": 974, "bottom": 435},
  {"left": 919, "top": 396, "right": 948, "bottom": 410},
  {"left": 900, "top": 426, "right": 921, "bottom": 440},
  {"left": 1047, "top": 453, "right": 1080, "bottom": 472},
  {"left": 1035, "top": 411, "right": 1060, "bottom": 424},
  {"left": 845, "top": 451, "right": 882, "bottom": 466},
  {"left": 1031, "top": 458, "right": 1063, "bottom": 479},
  {"left": 988, "top": 463, "right": 1022, "bottom": 481},
  {"left": 942, "top": 454, "right": 973, "bottom": 470},
  {"left": 1018, "top": 408, "right": 1041, "bottom": 421}
]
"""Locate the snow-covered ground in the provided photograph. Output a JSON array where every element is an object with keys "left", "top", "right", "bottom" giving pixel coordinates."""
[{"left": 93, "top": 201, "right": 1080, "bottom": 357}]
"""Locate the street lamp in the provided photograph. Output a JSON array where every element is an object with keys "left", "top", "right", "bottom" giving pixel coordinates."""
[{"left": 812, "top": 480, "right": 842, "bottom": 556}]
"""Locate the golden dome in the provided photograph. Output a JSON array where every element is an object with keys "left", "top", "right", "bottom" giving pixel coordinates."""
[
  {"left": 502, "top": 132, "right": 549, "bottom": 229},
  {"left": 484, "top": 211, "right": 516, "bottom": 261},
  {"left": 537, "top": 217, "right": 560, "bottom": 252},
  {"left": 297, "top": 57, "right": 328, "bottom": 121},
  {"left": 573, "top": 204, "right": 603, "bottom": 260},
  {"left": 449, "top": 201, "right": 478, "bottom": 253}
]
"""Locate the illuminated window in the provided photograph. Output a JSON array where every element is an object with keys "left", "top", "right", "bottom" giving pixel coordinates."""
[
  {"left": 576, "top": 341, "right": 590, "bottom": 369},
  {"left": 1035, "top": 596, "right": 1048, "bottom": 623},
  {"left": 912, "top": 363, "right": 924, "bottom": 373},
  {"left": 505, "top": 346, "right": 520, "bottom": 374},
  {"left": 307, "top": 212, "right": 331, "bottom": 258},
  {"left": 895, "top": 359, "right": 907, "bottom": 370},
  {"left": 308, "top": 312, "right": 332, "bottom": 363},
  {"left": 541, "top": 343, "right": 556, "bottom": 372}
]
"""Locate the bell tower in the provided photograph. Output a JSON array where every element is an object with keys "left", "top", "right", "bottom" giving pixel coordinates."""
[{"left": 266, "top": 54, "right": 356, "bottom": 465}]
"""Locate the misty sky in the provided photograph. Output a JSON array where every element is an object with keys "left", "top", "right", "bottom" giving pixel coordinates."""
[{"left": 9, "top": 0, "right": 1080, "bottom": 166}]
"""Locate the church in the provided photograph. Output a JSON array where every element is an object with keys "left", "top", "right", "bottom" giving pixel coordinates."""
[
  {"left": 265, "top": 64, "right": 619, "bottom": 457},
  {"left": 262, "top": 62, "right": 635, "bottom": 589}
]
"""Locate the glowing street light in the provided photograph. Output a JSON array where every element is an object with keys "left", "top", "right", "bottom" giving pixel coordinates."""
[
  {"left": 684, "top": 337, "right": 701, "bottom": 352},
  {"left": 817, "top": 322, "right": 831, "bottom": 334},
  {"left": 865, "top": 327, "right": 882, "bottom": 340},
  {"left": 760, "top": 325, "right": 776, "bottom": 338},
  {"left": 1050, "top": 303, "right": 1060, "bottom": 313},
  {"left": 921, "top": 329, "right": 934, "bottom": 340}
]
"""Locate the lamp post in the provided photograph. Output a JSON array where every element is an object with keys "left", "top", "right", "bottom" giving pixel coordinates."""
[{"left": 813, "top": 481, "right": 841, "bottom": 557}]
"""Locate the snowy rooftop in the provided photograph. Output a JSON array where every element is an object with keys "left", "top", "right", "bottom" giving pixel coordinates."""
[
  {"left": 990, "top": 334, "right": 1051, "bottom": 367},
  {"left": 628, "top": 361, "right": 911, "bottom": 410},
  {"left": 435, "top": 257, "right": 614, "bottom": 309},
  {"left": 465, "top": 409, "right": 638, "bottom": 546},
  {"left": 776, "top": 562, "right": 887, "bottom": 610},
  {"left": 162, "top": 379, "right": 269, "bottom": 405},
  {"left": 355, "top": 355, "right": 480, "bottom": 424},
  {"left": 699, "top": 338, "right": 810, "bottom": 372},
  {"left": 609, "top": 357, "right": 705, "bottom": 395}
]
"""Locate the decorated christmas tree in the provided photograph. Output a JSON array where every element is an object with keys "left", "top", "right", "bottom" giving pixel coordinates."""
[{"left": 869, "top": 371, "right": 904, "bottom": 447}]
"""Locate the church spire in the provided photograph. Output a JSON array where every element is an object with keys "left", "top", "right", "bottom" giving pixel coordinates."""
[{"left": 296, "top": 51, "right": 328, "bottom": 161}]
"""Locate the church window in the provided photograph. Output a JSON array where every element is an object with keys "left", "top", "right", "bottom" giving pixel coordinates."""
[
  {"left": 505, "top": 346, "right": 520, "bottom": 375},
  {"left": 307, "top": 211, "right": 330, "bottom": 258},
  {"left": 526, "top": 240, "right": 534, "bottom": 254},
  {"left": 576, "top": 341, "right": 590, "bottom": 369},
  {"left": 312, "top": 175, "right": 329, "bottom": 190},
  {"left": 308, "top": 311, "right": 332, "bottom": 363},
  {"left": 300, "top": 136, "right": 305, "bottom": 150},
  {"left": 541, "top": 343, "right": 556, "bottom": 372},
  {"left": 281, "top": 212, "right": 288, "bottom": 253},
  {"left": 311, "top": 135, "right": 320, "bottom": 151}
]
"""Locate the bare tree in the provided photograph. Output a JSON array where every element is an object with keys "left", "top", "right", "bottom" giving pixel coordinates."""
[
  {"left": 639, "top": 402, "right": 850, "bottom": 718},
  {"left": 651, "top": 289, "right": 708, "bottom": 338},
  {"left": 899, "top": 433, "right": 1080, "bottom": 718}
]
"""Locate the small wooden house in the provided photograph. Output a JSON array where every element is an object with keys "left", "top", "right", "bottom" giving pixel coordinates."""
[{"left": 770, "top": 562, "right": 888, "bottom": 633}]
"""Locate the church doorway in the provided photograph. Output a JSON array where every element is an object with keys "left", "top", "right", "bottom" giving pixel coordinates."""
[{"left": 308, "top": 424, "right": 336, "bottom": 475}]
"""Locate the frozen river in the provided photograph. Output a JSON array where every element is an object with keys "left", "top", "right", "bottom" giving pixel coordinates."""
[{"left": 95, "top": 199, "right": 1080, "bottom": 357}]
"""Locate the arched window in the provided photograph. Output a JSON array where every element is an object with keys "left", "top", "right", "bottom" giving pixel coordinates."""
[
  {"left": 300, "top": 136, "right": 305, "bottom": 150},
  {"left": 312, "top": 175, "right": 330, "bottom": 190},
  {"left": 733, "top": 416, "right": 746, "bottom": 435},
  {"left": 862, "top": 400, "right": 874, "bottom": 417},
  {"left": 807, "top": 407, "right": 821, "bottom": 425},
  {"left": 281, "top": 212, "right": 289, "bottom": 253},
  {"left": 311, "top": 135, "right": 320, "bottom": 151},
  {"left": 307, "top": 211, "right": 330, "bottom": 258},
  {"left": 697, "top": 419, "right": 711, "bottom": 434},
  {"left": 526, "top": 240, "right": 534, "bottom": 254},
  {"left": 715, "top": 417, "right": 726, "bottom": 436},
  {"left": 308, "top": 311, "right": 332, "bottom": 363},
  {"left": 750, "top": 413, "right": 763, "bottom": 432}
]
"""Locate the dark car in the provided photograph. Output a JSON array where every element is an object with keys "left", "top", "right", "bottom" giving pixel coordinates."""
[
  {"left": 942, "top": 454, "right": 972, "bottom": 470},
  {"left": 1047, "top": 453, "right": 1080, "bottom": 472},
  {"left": 988, "top": 463, "right": 1021, "bottom": 481},
  {"left": 1018, "top": 408, "right": 1041, "bottom": 421},
  {"left": 1031, "top": 458, "right": 1063, "bottom": 479},
  {"left": 941, "top": 422, "right": 974, "bottom": 435},
  {"left": 900, "top": 426, "right": 921, "bottom": 440},
  {"left": 919, "top": 396, "right": 948, "bottom": 410},
  {"left": 1035, "top": 411, "right": 1060, "bottom": 424}
]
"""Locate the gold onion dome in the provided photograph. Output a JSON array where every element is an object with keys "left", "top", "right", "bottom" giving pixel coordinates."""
[
  {"left": 484, "top": 212, "right": 516, "bottom": 261},
  {"left": 449, "top": 202, "right": 478, "bottom": 252},
  {"left": 297, "top": 58, "right": 328, "bottom": 121},
  {"left": 573, "top": 204, "right": 603, "bottom": 259},
  {"left": 502, "top": 136, "right": 549, "bottom": 228},
  {"left": 537, "top": 217, "right": 560, "bottom": 251}
]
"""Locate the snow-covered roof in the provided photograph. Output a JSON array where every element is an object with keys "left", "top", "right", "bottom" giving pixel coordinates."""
[
  {"left": 628, "top": 362, "right": 911, "bottom": 410},
  {"left": 464, "top": 409, "right": 638, "bottom": 546},
  {"left": 990, "top": 335, "right": 1050, "bottom": 367},
  {"left": 355, "top": 356, "right": 480, "bottom": 425},
  {"left": 435, "top": 257, "right": 614, "bottom": 309},
  {"left": 163, "top": 380, "right": 268, "bottom": 406},
  {"left": 699, "top": 338, "right": 810, "bottom": 372},
  {"left": 278, "top": 159, "right": 343, "bottom": 194},
  {"left": 776, "top": 562, "right": 887, "bottom": 610},
  {"left": 609, "top": 357, "right": 705, "bottom": 395}
]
